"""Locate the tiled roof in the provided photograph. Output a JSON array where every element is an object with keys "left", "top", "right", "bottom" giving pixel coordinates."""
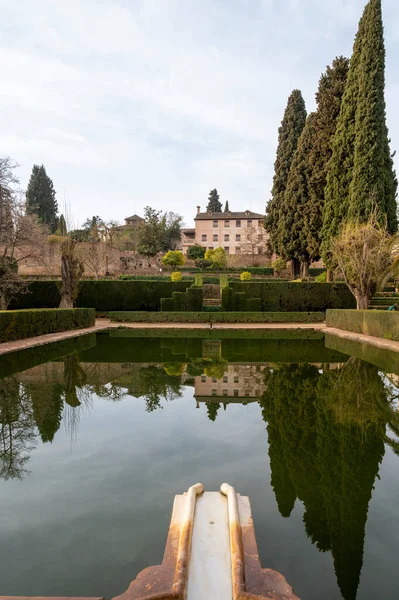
[
  {"left": 182, "top": 228, "right": 195, "bottom": 233},
  {"left": 125, "top": 214, "right": 144, "bottom": 220},
  {"left": 195, "top": 211, "right": 264, "bottom": 221}
]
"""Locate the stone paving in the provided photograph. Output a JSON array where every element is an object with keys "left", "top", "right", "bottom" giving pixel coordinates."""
[{"left": 0, "top": 319, "right": 398, "bottom": 358}]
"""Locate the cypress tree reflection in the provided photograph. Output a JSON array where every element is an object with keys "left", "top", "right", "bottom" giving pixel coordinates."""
[{"left": 260, "top": 359, "right": 388, "bottom": 600}]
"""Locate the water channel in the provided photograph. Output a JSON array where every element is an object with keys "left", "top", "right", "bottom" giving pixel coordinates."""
[{"left": 0, "top": 330, "right": 398, "bottom": 600}]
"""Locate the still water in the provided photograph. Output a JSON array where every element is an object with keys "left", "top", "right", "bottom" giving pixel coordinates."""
[{"left": 0, "top": 331, "right": 398, "bottom": 600}]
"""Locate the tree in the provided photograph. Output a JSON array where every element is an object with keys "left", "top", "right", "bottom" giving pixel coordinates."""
[
  {"left": 161, "top": 250, "right": 186, "bottom": 268},
  {"left": 26, "top": 164, "right": 58, "bottom": 232},
  {"left": 59, "top": 237, "right": 84, "bottom": 308},
  {"left": 264, "top": 90, "right": 307, "bottom": 255},
  {"left": 0, "top": 158, "right": 49, "bottom": 308},
  {"left": 77, "top": 242, "right": 108, "bottom": 279},
  {"left": 161, "top": 212, "right": 183, "bottom": 250},
  {"left": 241, "top": 225, "right": 271, "bottom": 266},
  {"left": 137, "top": 207, "right": 183, "bottom": 256},
  {"left": 322, "top": 0, "right": 397, "bottom": 259},
  {"left": 329, "top": 214, "right": 392, "bottom": 309},
  {"left": 224, "top": 201, "right": 230, "bottom": 212},
  {"left": 206, "top": 189, "right": 222, "bottom": 213},
  {"left": 206, "top": 402, "right": 220, "bottom": 422},
  {"left": 204, "top": 247, "right": 227, "bottom": 270},
  {"left": 58, "top": 214, "right": 67, "bottom": 237},
  {"left": 187, "top": 245, "right": 205, "bottom": 260}
]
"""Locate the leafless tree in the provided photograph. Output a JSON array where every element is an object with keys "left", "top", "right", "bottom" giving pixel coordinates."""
[
  {"left": 241, "top": 225, "right": 272, "bottom": 265},
  {"left": 77, "top": 242, "right": 108, "bottom": 280}
]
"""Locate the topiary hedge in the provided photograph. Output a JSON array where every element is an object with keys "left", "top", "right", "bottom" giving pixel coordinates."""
[
  {"left": 223, "top": 282, "right": 355, "bottom": 312},
  {"left": 0, "top": 308, "right": 95, "bottom": 343},
  {"left": 161, "top": 285, "right": 203, "bottom": 311},
  {"left": 10, "top": 280, "right": 189, "bottom": 312},
  {"left": 326, "top": 309, "right": 399, "bottom": 341},
  {"left": 109, "top": 311, "right": 324, "bottom": 323}
]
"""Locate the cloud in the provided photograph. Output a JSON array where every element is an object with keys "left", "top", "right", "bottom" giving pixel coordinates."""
[{"left": 0, "top": 0, "right": 398, "bottom": 226}]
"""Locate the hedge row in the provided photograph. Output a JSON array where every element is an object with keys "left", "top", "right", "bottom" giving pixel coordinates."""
[
  {"left": 326, "top": 309, "right": 399, "bottom": 341},
  {"left": 10, "top": 280, "right": 189, "bottom": 312},
  {"left": 109, "top": 311, "right": 324, "bottom": 323},
  {"left": 0, "top": 308, "right": 95, "bottom": 343},
  {"left": 325, "top": 332, "right": 399, "bottom": 375},
  {"left": 161, "top": 286, "right": 203, "bottom": 311},
  {"left": 223, "top": 282, "right": 355, "bottom": 312}
]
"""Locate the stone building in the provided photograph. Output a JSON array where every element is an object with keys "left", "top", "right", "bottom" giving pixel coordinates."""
[{"left": 181, "top": 207, "right": 269, "bottom": 262}]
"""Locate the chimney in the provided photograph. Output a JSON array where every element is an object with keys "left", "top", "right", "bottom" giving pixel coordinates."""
[{"left": 196, "top": 206, "right": 201, "bottom": 215}]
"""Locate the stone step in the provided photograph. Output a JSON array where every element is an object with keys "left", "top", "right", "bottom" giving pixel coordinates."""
[{"left": 203, "top": 299, "right": 222, "bottom": 306}]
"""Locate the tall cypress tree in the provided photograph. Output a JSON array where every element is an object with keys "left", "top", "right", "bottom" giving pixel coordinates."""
[
  {"left": 206, "top": 189, "right": 222, "bottom": 212},
  {"left": 265, "top": 90, "right": 307, "bottom": 255},
  {"left": 322, "top": 0, "right": 397, "bottom": 259},
  {"left": 26, "top": 164, "right": 58, "bottom": 232},
  {"left": 224, "top": 200, "right": 229, "bottom": 212}
]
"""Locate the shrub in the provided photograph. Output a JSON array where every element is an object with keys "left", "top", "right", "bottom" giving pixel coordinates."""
[
  {"left": 161, "top": 250, "right": 186, "bottom": 268},
  {"left": 187, "top": 245, "right": 206, "bottom": 260},
  {"left": 204, "top": 247, "right": 227, "bottom": 270},
  {"left": 109, "top": 311, "right": 324, "bottom": 323},
  {"left": 240, "top": 271, "right": 252, "bottom": 281},
  {"left": 195, "top": 258, "right": 212, "bottom": 270},
  {"left": 171, "top": 271, "right": 183, "bottom": 282},
  {"left": 272, "top": 257, "right": 287, "bottom": 275},
  {"left": 315, "top": 271, "right": 327, "bottom": 283},
  {"left": 0, "top": 308, "right": 95, "bottom": 342}
]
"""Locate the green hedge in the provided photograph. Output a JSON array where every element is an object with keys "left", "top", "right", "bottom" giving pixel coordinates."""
[
  {"left": 109, "top": 311, "right": 324, "bottom": 323},
  {"left": 309, "top": 268, "right": 326, "bottom": 276},
  {"left": 325, "top": 332, "right": 399, "bottom": 375},
  {"left": 0, "top": 308, "right": 95, "bottom": 343},
  {"left": 326, "top": 309, "right": 399, "bottom": 341},
  {"left": 223, "top": 282, "right": 355, "bottom": 312},
  {"left": 10, "top": 280, "right": 189, "bottom": 312},
  {"left": 161, "top": 285, "right": 203, "bottom": 311}
]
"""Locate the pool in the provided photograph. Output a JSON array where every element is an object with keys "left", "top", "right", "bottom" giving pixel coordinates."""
[{"left": 0, "top": 330, "right": 398, "bottom": 600}]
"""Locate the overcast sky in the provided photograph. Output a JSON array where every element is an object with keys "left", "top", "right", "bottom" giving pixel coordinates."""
[{"left": 1, "top": 0, "right": 399, "bottom": 228}]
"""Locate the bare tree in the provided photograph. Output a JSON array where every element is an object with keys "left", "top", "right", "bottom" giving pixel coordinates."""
[
  {"left": 77, "top": 242, "right": 108, "bottom": 280},
  {"left": 0, "top": 158, "right": 49, "bottom": 308},
  {"left": 330, "top": 216, "right": 392, "bottom": 309},
  {"left": 241, "top": 225, "right": 272, "bottom": 265},
  {"left": 59, "top": 237, "right": 84, "bottom": 308}
]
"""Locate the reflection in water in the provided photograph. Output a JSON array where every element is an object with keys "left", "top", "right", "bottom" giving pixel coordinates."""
[{"left": 260, "top": 359, "right": 399, "bottom": 600}]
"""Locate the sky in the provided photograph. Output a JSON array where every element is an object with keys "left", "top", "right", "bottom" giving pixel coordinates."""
[{"left": 1, "top": 0, "right": 399, "bottom": 229}]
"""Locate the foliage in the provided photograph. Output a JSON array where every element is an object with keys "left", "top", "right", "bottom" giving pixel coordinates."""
[
  {"left": 329, "top": 215, "right": 392, "bottom": 309},
  {"left": 137, "top": 366, "right": 182, "bottom": 412},
  {"left": 272, "top": 257, "right": 287, "bottom": 275},
  {"left": 205, "top": 247, "right": 227, "bottom": 270},
  {"left": 206, "top": 188, "right": 222, "bottom": 212},
  {"left": 26, "top": 164, "right": 58, "bottom": 232},
  {"left": 323, "top": 0, "right": 397, "bottom": 261},
  {"left": 0, "top": 308, "right": 95, "bottom": 342},
  {"left": 326, "top": 309, "right": 399, "bottom": 341},
  {"left": 137, "top": 207, "right": 183, "bottom": 256},
  {"left": 77, "top": 242, "right": 108, "bottom": 280},
  {"left": 162, "top": 362, "right": 185, "bottom": 376},
  {"left": 240, "top": 271, "right": 252, "bottom": 281},
  {"left": 224, "top": 200, "right": 229, "bottom": 212},
  {"left": 264, "top": 90, "right": 307, "bottom": 255},
  {"left": 109, "top": 311, "right": 324, "bottom": 323},
  {"left": 161, "top": 250, "right": 186, "bottom": 268},
  {"left": 187, "top": 245, "right": 206, "bottom": 260},
  {"left": 206, "top": 402, "right": 220, "bottom": 422},
  {"left": 59, "top": 238, "right": 84, "bottom": 308},
  {"left": 194, "top": 258, "right": 212, "bottom": 270},
  {"left": 315, "top": 271, "right": 327, "bottom": 283},
  {"left": 171, "top": 271, "right": 182, "bottom": 282}
]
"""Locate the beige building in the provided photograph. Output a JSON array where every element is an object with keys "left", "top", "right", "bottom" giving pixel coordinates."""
[
  {"left": 182, "top": 208, "right": 268, "bottom": 257},
  {"left": 194, "top": 364, "right": 267, "bottom": 404}
]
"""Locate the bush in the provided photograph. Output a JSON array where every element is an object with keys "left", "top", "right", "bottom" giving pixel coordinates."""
[
  {"left": 195, "top": 258, "right": 213, "bottom": 270},
  {"left": 109, "top": 311, "right": 324, "bottom": 323},
  {"left": 240, "top": 271, "right": 252, "bottom": 281},
  {"left": 272, "top": 258, "right": 287, "bottom": 275},
  {"left": 315, "top": 271, "right": 327, "bottom": 283},
  {"left": 171, "top": 271, "right": 183, "bottom": 282},
  {"left": 187, "top": 245, "right": 206, "bottom": 260},
  {"left": 160, "top": 285, "right": 203, "bottom": 311},
  {"left": 161, "top": 250, "right": 186, "bottom": 268},
  {"left": 309, "top": 268, "right": 326, "bottom": 277},
  {"left": 326, "top": 309, "right": 399, "bottom": 341},
  {"left": 223, "top": 282, "right": 356, "bottom": 312},
  {"left": 0, "top": 308, "right": 95, "bottom": 342}
]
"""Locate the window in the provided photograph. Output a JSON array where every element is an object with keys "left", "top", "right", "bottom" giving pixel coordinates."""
[
  {"left": 212, "top": 377, "right": 217, "bottom": 383},
  {"left": 213, "top": 234, "right": 218, "bottom": 242},
  {"left": 223, "top": 376, "right": 228, "bottom": 383},
  {"left": 201, "top": 375, "right": 206, "bottom": 382},
  {"left": 234, "top": 389, "right": 239, "bottom": 397},
  {"left": 258, "top": 220, "right": 263, "bottom": 226},
  {"left": 234, "top": 376, "right": 239, "bottom": 383},
  {"left": 247, "top": 219, "right": 252, "bottom": 226},
  {"left": 213, "top": 220, "right": 218, "bottom": 228},
  {"left": 236, "top": 220, "right": 241, "bottom": 227},
  {"left": 223, "top": 389, "right": 228, "bottom": 396},
  {"left": 212, "top": 389, "right": 217, "bottom": 396},
  {"left": 208, "top": 246, "right": 214, "bottom": 250},
  {"left": 245, "top": 391, "right": 250, "bottom": 397},
  {"left": 258, "top": 233, "right": 263, "bottom": 241},
  {"left": 224, "top": 234, "right": 229, "bottom": 242},
  {"left": 236, "top": 247, "right": 241, "bottom": 254},
  {"left": 236, "top": 234, "right": 241, "bottom": 242},
  {"left": 202, "top": 234, "right": 207, "bottom": 242},
  {"left": 225, "top": 220, "right": 230, "bottom": 227},
  {"left": 224, "top": 246, "right": 230, "bottom": 254}
]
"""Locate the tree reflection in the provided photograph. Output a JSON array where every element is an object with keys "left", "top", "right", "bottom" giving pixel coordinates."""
[
  {"left": 261, "top": 359, "right": 390, "bottom": 600},
  {"left": 206, "top": 402, "right": 220, "bottom": 422},
  {"left": 0, "top": 377, "right": 36, "bottom": 480},
  {"left": 138, "top": 366, "right": 183, "bottom": 412}
]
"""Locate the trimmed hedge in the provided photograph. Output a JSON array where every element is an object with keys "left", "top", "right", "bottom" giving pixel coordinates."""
[
  {"left": 223, "top": 282, "right": 355, "bottom": 312},
  {"left": 326, "top": 309, "right": 399, "bottom": 341},
  {"left": 325, "top": 332, "right": 399, "bottom": 375},
  {"left": 0, "top": 308, "right": 95, "bottom": 343},
  {"left": 10, "top": 280, "right": 189, "bottom": 312},
  {"left": 309, "top": 268, "right": 326, "bottom": 276},
  {"left": 161, "top": 285, "right": 203, "bottom": 312},
  {"left": 109, "top": 311, "right": 324, "bottom": 323}
]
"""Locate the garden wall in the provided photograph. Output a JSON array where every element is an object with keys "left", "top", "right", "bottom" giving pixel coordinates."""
[
  {"left": 109, "top": 311, "right": 324, "bottom": 323},
  {"left": 0, "top": 308, "right": 95, "bottom": 342},
  {"left": 326, "top": 309, "right": 399, "bottom": 341},
  {"left": 223, "top": 282, "right": 355, "bottom": 312}
]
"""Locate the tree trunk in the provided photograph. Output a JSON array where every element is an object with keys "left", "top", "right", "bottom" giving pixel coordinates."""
[
  {"left": 59, "top": 243, "right": 84, "bottom": 309},
  {"left": 326, "top": 269, "right": 333, "bottom": 282},
  {"left": 356, "top": 293, "right": 369, "bottom": 310},
  {"left": 300, "top": 259, "right": 309, "bottom": 278},
  {"left": 291, "top": 258, "right": 301, "bottom": 278}
]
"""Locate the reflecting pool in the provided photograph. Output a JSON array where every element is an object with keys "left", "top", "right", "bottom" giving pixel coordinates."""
[{"left": 0, "top": 331, "right": 398, "bottom": 600}]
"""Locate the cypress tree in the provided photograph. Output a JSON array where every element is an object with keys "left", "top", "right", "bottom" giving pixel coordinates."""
[
  {"left": 58, "top": 214, "right": 67, "bottom": 236},
  {"left": 26, "top": 164, "right": 58, "bottom": 232},
  {"left": 206, "top": 189, "right": 222, "bottom": 212},
  {"left": 322, "top": 0, "right": 397, "bottom": 259},
  {"left": 265, "top": 90, "right": 307, "bottom": 255},
  {"left": 224, "top": 200, "right": 229, "bottom": 212}
]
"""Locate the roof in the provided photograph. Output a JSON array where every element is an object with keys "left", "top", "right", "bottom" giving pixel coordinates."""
[
  {"left": 125, "top": 214, "right": 144, "bottom": 221},
  {"left": 195, "top": 210, "right": 264, "bottom": 221},
  {"left": 182, "top": 228, "right": 195, "bottom": 233}
]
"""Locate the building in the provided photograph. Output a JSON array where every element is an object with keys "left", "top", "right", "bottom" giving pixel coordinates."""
[
  {"left": 181, "top": 207, "right": 268, "bottom": 257},
  {"left": 124, "top": 214, "right": 144, "bottom": 228}
]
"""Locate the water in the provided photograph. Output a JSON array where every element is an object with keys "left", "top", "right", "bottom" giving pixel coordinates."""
[{"left": 0, "top": 331, "right": 398, "bottom": 600}]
